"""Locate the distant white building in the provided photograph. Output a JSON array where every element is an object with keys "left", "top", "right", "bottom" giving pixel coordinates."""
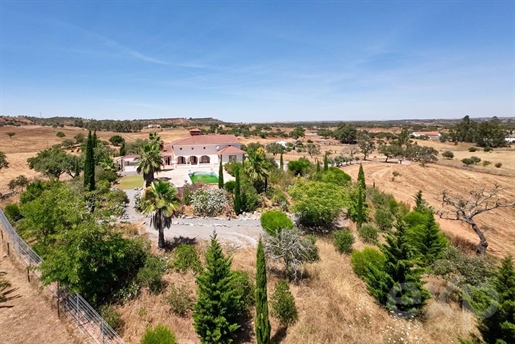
[
  {"left": 275, "top": 139, "right": 297, "bottom": 147},
  {"left": 411, "top": 131, "right": 441, "bottom": 141},
  {"left": 505, "top": 134, "right": 515, "bottom": 143}
]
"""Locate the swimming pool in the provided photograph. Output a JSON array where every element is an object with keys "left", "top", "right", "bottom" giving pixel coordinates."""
[{"left": 189, "top": 171, "right": 220, "bottom": 184}]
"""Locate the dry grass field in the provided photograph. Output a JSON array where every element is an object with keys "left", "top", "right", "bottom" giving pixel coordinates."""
[
  {"left": 116, "top": 241, "right": 479, "bottom": 344},
  {"left": 0, "top": 253, "right": 83, "bottom": 344}
]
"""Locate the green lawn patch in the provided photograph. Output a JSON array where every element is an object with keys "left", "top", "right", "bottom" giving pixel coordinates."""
[{"left": 118, "top": 175, "right": 144, "bottom": 189}]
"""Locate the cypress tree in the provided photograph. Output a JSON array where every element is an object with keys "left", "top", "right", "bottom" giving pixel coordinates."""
[
  {"left": 218, "top": 160, "right": 224, "bottom": 189},
  {"left": 316, "top": 160, "right": 321, "bottom": 172},
  {"left": 193, "top": 232, "right": 241, "bottom": 343},
  {"left": 478, "top": 255, "right": 515, "bottom": 344},
  {"left": 83, "top": 131, "right": 96, "bottom": 191},
  {"left": 357, "top": 163, "right": 366, "bottom": 189},
  {"left": 323, "top": 153, "right": 329, "bottom": 171},
  {"left": 119, "top": 142, "right": 126, "bottom": 157},
  {"left": 365, "top": 220, "right": 429, "bottom": 317},
  {"left": 412, "top": 211, "right": 447, "bottom": 267},
  {"left": 234, "top": 166, "right": 242, "bottom": 215},
  {"left": 255, "top": 238, "right": 271, "bottom": 344},
  {"left": 83, "top": 131, "right": 91, "bottom": 189},
  {"left": 356, "top": 186, "right": 366, "bottom": 228},
  {"left": 279, "top": 152, "right": 284, "bottom": 171}
]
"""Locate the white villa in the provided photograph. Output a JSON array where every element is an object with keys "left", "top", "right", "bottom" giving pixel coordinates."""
[{"left": 162, "top": 134, "right": 245, "bottom": 168}]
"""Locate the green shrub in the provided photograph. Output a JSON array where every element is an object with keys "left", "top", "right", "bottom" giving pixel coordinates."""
[
  {"left": 351, "top": 247, "right": 386, "bottom": 279},
  {"left": 483, "top": 146, "right": 493, "bottom": 152},
  {"left": 260, "top": 210, "right": 294, "bottom": 236},
  {"left": 270, "top": 280, "right": 298, "bottom": 328},
  {"left": 374, "top": 208, "right": 393, "bottom": 231},
  {"left": 468, "top": 147, "right": 477, "bottom": 152},
  {"left": 287, "top": 158, "right": 312, "bottom": 176},
  {"left": 495, "top": 162, "right": 502, "bottom": 168},
  {"left": 320, "top": 167, "right": 351, "bottom": 186},
  {"left": 482, "top": 160, "right": 491, "bottom": 167},
  {"left": 170, "top": 244, "right": 202, "bottom": 273},
  {"left": 136, "top": 256, "right": 168, "bottom": 294},
  {"left": 106, "top": 189, "right": 129, "bottom": 205},
  {"left": 141, "top": 325, "right": 177, "bottom": 344},
  {"left": 268, "top": 187, "right": 290, "bottom": 212},
  {"left": 224, "top": 180, "right": 237, "bottom": 193},
  {"left": 462, "top": 158, "right": 474, "bottom": 166},
  {"left": 232, "top": 270, "right": 256, "bottom": 316},
  {"left": 167, "top": 285, "right": 194, "bottom": 316},
  {"left": 333, "top": 229, "right": 355, "bottom": 254},
  {"left": 97, "top": 169, "right": 117, "bottom": 184},
  {"left": 56, "top": 131, "right": 66, "bottom": 138},
  {"left": 432, "top": 246, "right": 495, "bottom": 288},
  {"left": 99, "top": 304, "right": 123, "bottom": 332},
  {"left": 240, "top": 181, "right": 260, "bottom": 213},
  {"left": 4, "top": 203, "right": 22, "bottom": 222},
  {"left": 442, "top": 151, "right": 454, "bottom": 159},
  {"left": 358, "top": 224, "right": 379, "bottom": 244},
  {"left": 470, "top": 156, "right": 481, "bottom": 164}
]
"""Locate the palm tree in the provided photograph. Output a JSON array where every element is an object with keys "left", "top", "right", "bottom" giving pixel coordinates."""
[
  {"left": 243, "top": 147, "right": 270, "bottom": 192},
  {"left": 140, "top": 180, "right": 179, "bottom": 248},
  {"left": 137, "top": 142, "right": 163, "bottom": 187},
  {"left": 149, "top": 132, "right": 164, "bottom": 150}
]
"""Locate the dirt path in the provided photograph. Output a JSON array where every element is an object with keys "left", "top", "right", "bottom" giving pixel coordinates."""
[{"left": 0, "top": 254, "right": 83, "bottom": 344}]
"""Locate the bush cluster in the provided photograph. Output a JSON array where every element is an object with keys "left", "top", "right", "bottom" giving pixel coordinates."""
[
  {"left": 191, "top": 188, "right": 228, "bottom": 216},
  {"left": 333, "top": 229, "right": 355, "bottom": 254},
  {"left": 270, "top": 280, "right": 298, "bottom": 328},
  {"left": 99, "top": 304, "right": 123, "bottom": 332},
  {"left": 351, "top": 247, "right": 386, "bottom": 279},
  {"left": 136, "top": 256, "right": 168, "bottom": 294},
  {"left": 167, "top": 285, "right": 194, "bottom": 316},
  {"left": 141, "top": 325, "right": 177, "bottom": 344},
  {"left": 358, "top": 224, "right": 379, "bottom": 244},
  {"left": 260, "top": 210, "right": 294, "bottom": 236},
  {"left": 170, "top": 244, "right": 202, "bottom": 274}
]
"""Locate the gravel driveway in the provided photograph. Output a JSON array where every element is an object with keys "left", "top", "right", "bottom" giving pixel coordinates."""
[{"left": 124, "top": 190, "right": 265, "bottom": 247}]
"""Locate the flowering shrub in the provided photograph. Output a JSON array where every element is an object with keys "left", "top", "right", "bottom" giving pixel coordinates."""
[{"left": 191, "top": 188, "right": 228, "bottom": 216}]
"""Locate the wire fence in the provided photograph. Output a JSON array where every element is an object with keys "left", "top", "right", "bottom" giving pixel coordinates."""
[{"left": 0, "top": 209, "right": 126, "bottom": 344}]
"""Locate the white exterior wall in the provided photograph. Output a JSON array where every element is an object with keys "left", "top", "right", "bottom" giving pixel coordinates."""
[
  {"left": 220, "top": 154, "right": 244, "bottom": 164},
  {"left": 173, "top": 143, "right": 243, "bottom": 165}
]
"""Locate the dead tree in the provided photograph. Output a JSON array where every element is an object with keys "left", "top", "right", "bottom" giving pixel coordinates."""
[{"left": 437, "top": 183, "right": 515, "bottom": 254}]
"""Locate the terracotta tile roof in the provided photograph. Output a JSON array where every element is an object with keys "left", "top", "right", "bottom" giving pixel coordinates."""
[
  {"left": 217, "top": 146, "right": 246, "bottom": 155},
  {"left": 171, "top": 134, "right": 240, "bottom": 146}
]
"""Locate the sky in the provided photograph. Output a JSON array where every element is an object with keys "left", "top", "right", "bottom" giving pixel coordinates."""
[{"left": 0, "top": 1, "right": 514, "bottom": 122}]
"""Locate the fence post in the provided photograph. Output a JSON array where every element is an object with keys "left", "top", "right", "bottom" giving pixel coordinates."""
[
  {"left": 76, "top": 294, "right": 79, "bottom": 321},
  {"left": 27, "top": 265, "right": 30, "bottom": 282},
  {"left": 57, "top": 282, "right": 60, "bottom": 318},
  {"left": 6, "top": 242, "right": 9, "bottom": 256}
]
